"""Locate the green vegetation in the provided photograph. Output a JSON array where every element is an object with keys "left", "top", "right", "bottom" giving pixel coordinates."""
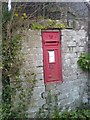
[
  {"left": 36, "top": 108, "right": 90, "bottom": 119},
  {"left": 53, "top": 23, "right": 67, "bottom": 29},
  {"left": 31, "top": 22, "right": 46, "bottom": 30},
  {"left": 1, "top": 3, "right": 89, "bottom": 120},
  {"left": 31, "top": 20, "right": 68, "bottom": 30},
  {"left": 36, "top": 91, "right": 90, "bottom": 119},
  {"left": 60, "top": 110, "right": 90, "bottom": 120},
  {"left": 2, "top": 8, "right": 27, "bottom": 119},
  {"left": 1, "top": 5, "right": 36, "bottom": 120},
  {"left": 58, "top": 109, "right": 90, "bottom": 119},
  {"left": 77, "top": 52, "right": 90, "bottom": 71}
]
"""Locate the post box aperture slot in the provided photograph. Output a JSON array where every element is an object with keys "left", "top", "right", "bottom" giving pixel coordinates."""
[
  {"left": 48, "top": 50, "right": 55, "bottom": 63},
  {"left": 44, "top": 41, "right": 59, "bottom": 45}
]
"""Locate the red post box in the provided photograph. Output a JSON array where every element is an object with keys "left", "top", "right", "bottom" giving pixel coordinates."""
[{"left": 42, "top": 31, "right": 62, "bottom": 84}]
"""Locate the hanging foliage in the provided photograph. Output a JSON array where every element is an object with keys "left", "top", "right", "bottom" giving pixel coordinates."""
[{"left": 77, "top": 52, "right": 90, "bottom": 71}]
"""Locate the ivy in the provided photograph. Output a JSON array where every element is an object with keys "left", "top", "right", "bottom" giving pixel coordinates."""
[
  {"left": 31, "top": 22, "right": 46, "bottom": 30},
  {"left": 53, "top": 23, "right": 67, "bottom": 29},
  {"left": 77, "top": 52, "right": 90, "bottom": 71},
  {"left": 2, "top": 4, "right": 36, "bottom": 120},
  {"left": 31, "top": 19, "right": 68, "bottom": 30}
]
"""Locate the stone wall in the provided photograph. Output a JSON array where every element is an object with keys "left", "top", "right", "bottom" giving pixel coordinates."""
[
  {"left": 21, "top": 30, "right": 45, "bottom": 117},
  {"left": 58, "top": 29, "right": 88, "bottom": 109},
  {"left": 20, "top": 29, "right": 88, "bottom": 117}
]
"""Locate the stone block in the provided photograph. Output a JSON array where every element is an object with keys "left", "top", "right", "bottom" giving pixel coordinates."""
[
  {"left": 77, "top": 72, "right": 88, "bottom": 80},
  {"left": 77, "top": 30, "right": 87, "bottom": 39},
  {"left": 58, "top": 93, "right": 69, "bottom": 101},
  {"left": 82, "top": 93, "right": 88, "bottom": 104},
  {"left": 63, "top": 75, "right": 77, "bottom": 81},
  {"left": 36, "top": 73, "right": 44, "bottom": 80},
  {"left": 34, "top": 99, "right": 46, "bottom": 107},
  {"left": 56, "top": 80, "right": 81, "bottom": 94},
  {"left": 35, "top": 60, "right": 43, "bottom": 67},
  {"left": 32, "top": 86, "right": 45, "bottom": 100},
  {"left": 28, "top": 107, "right": 39, "bottom": 114},
  {"left": 58, "top": 98, "right": 75, "bottom": 107},
  {"left": 35, "top": 80, "right": 45, "bottom": 87},
  {"left": 36, "top": 48, "right": 43, "bottom": 54},
  {"left": 67, "top": 41, "right": 76, "bottom": 47},
  {"left": 58, "top": 90, "right": 80, "bottom": 106},
  {"left": 36, "top": 54, "right": 43, "bottom": 60},
  {"left": 35, "top": 67, "right": 43, "bottom": 74},
  {"left": 63, "top": 53, "right": 77, "bottom": 61}
]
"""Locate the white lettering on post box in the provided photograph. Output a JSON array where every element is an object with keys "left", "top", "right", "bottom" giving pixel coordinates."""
[{"left": 48, "top": 51, "right": 55, "bottom": 63}]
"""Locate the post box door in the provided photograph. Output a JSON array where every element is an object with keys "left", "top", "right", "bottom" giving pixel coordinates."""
[{"left": 42, "top": 31, "right": 62, "bottom": 84}]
